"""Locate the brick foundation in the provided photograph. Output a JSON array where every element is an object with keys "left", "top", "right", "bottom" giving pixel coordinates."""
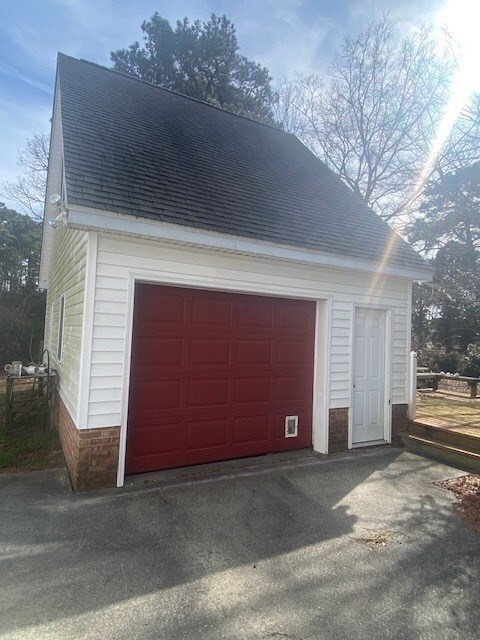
[
  {"left": 391, "top": 403, "right": 408, "bottom": 445},
  {"left": 327, "top": 404, "right": 408, "bottom": 453},
  {"left": 328, "top": 408, "right": 349, "bottom": 453},
  {"left": 56, "top": 394, "right": 120, "bottom": 491}
]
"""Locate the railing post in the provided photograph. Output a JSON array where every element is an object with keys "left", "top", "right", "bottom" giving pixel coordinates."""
[{"left": 408, "top": 351, "right": 417, "bottom": 420}]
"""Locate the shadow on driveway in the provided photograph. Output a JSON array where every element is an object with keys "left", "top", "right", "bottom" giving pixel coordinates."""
[{"left": 0, "top": 447, "right": 479, "bottom": 639}]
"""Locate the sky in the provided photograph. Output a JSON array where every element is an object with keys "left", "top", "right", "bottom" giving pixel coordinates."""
[{"left": 0, "top": 0, "right": 453, "bottom": 209}]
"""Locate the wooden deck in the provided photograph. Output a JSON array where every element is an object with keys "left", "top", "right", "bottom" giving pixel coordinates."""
[
  {"left": 414, "top": 391, "right": 480, "bottom": 437},
  {"left": 401, "top": 391, "right": 480, "bottom": 471}
]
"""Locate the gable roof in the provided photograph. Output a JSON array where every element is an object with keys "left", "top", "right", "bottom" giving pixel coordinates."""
[{"left": 57, "top": 53, "right": 429, "bottom": 273}]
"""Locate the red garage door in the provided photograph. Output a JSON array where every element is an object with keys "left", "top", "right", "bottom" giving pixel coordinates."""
[{"left": 126, "top": 284, "right": 316, "bottom": 475}]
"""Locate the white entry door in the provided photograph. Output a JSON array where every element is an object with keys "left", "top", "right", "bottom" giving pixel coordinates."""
[{"left": 352, "top": 308, "right": 386, "bottom": 445}]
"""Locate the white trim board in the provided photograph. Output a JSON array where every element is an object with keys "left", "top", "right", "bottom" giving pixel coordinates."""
[
  {"left": 77, "top": 232, "right": 98, "bottom": 427},
  {"left": 66, "top": 206, "right": 433, "bottom": 282},
  {"left": 312, "top": 298, "right": 332, "bottom": 455},
  {"left": 117, "top": 272, "right": 136, "bottom": 487}
]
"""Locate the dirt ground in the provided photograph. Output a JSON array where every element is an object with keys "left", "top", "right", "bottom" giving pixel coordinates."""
[{"left": 435, "top": 474, "right": 480, "bottom": 534}]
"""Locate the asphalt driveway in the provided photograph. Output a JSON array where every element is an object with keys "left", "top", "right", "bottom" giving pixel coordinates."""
[{"left": 1, "top": 448, "right": 479, "bottom": 640}]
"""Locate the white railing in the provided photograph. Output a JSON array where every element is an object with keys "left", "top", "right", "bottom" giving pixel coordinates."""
[{"left": 408, "top": 351, "right": 417, "bottom": 420}]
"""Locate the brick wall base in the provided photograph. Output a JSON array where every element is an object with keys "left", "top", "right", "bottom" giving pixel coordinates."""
[
  {"left": 328, "top": 408, "right": 349, "bottom": 453},
  {"left": 56, "top": 393, "right": 120, "bottom": 491},
  {"left": 327, "top": 404, "right": 408, "bottom": 453},
  {"left": 391, "top": 403, "right": 408, "bottom": 445}
]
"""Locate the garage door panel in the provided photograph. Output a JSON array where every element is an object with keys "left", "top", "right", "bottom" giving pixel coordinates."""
[
  {"left": 185, "top": 418, "right": 228, "bottom": 451},
  {"left": 276, "top": 376, "right": 312, "bottom": 402},
  {"left": 191, "top": 297, "right": 232, "bottom": 326},
  {"left": 189, "top": 338, "right": 231, "bottom": 366},
  {"left": 277, "top": 339, "right": 312, "bottom": 365},
  {"left": 127, "top": 451, "right": 182, "bottom": 475},
  {"left": 134, "top": 365, "right": 185, "bottom": 381},
  {"left": 276, "top": 302, "right": 314, "bottom": 331},
  {"left": 235, "top": 339, "right": 273, "bottom": 365},
  {"left": 236, "top": 299, "right": 274, "bottom": 328},
  {"left": 126, "top": 284, "right": 315, "bottom": 474},
  {"left": 234, "top": 377, "right": 272, "bottom": 404},
  {"left": 187, "top": 378, "right": 230, "bottom": 407},
  {"left": 128, "top": 408, "right": 183, "bottom": 427},
  {"left": 233, "top": 414, "right": 271, "bottom": 444},
  {"left": 133, "top": 337, "right": 184, "bottom": 366},
  {"left": 129, "top": 379, "right": 182, "bottom": 409},
  {"left": 128, "top": 423, "right": 180, "bottom": 456},
  {"left": 138, "top": 293, "right": 186, "bottom": 325}
]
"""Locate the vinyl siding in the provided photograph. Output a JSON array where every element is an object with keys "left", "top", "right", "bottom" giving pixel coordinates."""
[
  {"left": 44, "top": 227, "right": 88, "bottom": 422},
  {"left": 87, "top": 234, "right": 411, "bottom": 429}
]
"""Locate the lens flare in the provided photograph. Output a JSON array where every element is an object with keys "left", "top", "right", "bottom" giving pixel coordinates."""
[{"left": 409, "top": 0, "right": 480, "bottom": 208}]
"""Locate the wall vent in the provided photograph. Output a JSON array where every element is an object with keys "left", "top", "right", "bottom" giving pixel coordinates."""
[{"left": 285, "top": 415, "right": 298, "bottom": 438}]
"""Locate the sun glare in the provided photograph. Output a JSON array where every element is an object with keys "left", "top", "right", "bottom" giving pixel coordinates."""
[
  {"left": 436, "top": 0, "right": 480, "bottom": 91},
  {"left": 413, "top": 0, "right": 480, "bottom": 198},
  {"left": 374, "top": 1, "right": 480, "bottom": 281}
]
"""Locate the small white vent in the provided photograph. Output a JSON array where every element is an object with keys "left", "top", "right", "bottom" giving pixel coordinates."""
[{"left": 285, "top": 415, "right": 298, "bottom": 438}]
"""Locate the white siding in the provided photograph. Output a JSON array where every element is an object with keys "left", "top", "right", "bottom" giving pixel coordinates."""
[
  {"left": 44, "top": 227, "right": 88, "bottom": 421},
  {"left": 86, "top": 234, "right": 411, "bottom": 429}
]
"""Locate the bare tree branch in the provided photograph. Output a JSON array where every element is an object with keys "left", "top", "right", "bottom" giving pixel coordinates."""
[
  {"left": 1, "top": 132, "right": 49, "bottom": 220},
  {"left": 275, "top": 18, "right": 469, "bottom": 224}
]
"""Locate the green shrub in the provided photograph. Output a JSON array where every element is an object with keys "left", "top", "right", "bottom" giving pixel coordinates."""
[
  {"left": 418, "top": 345, "right": 480, "bottom": 377},
  {"left": 417, "top": 350, "right": 464, "bottom": 374},
  {"left": 436, "top": 352, "right": 465, "bottom": 374},
  {"left": 463, "top": 344, "right": 480, "bottom": 377}
]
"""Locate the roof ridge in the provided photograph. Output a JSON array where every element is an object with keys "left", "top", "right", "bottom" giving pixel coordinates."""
[{"left": 57, "top": 52, "right": 289, "bottom": 135}]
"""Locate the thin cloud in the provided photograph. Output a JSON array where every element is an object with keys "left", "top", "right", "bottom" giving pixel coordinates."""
[
  {"left": 0, "top": 0, "right": 451, "bottom": 205},
  {"left": 0, "top": 62, "right": 52, "bottom": 95}
]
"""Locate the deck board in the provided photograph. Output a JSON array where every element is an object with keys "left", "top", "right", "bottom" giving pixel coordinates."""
[{"left": 414, "top": 391, "right": 480, "bottom": 437}]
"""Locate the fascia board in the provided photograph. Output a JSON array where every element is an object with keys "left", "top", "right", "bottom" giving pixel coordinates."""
[{"left": 67, "top": 206, "right": 434, "bottom": 282}]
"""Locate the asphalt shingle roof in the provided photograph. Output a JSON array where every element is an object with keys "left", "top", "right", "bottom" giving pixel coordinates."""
[{"left": 57, "top": 53, "right": 429, "bottom": 273}]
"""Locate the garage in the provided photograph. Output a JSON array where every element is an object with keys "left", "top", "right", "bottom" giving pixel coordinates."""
[
  {"left": 126, "top": 284, "right": 316, "bottom": 474},
  {"left": 45, "top": 55, "right": 431, "bottom": 490}
]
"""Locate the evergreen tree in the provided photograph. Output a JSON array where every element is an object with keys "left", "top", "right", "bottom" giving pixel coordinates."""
[
  {"left": 0, "top": 204, "right": 45, "bottom": 364},
  {"left": 0, "top": 204, "right": 41, "bottom": 293},
  {"left": 410, "top": 162, "right": 480, "bottom": 253},
  {"left": 111, "top": 13, "right": 276, "bottom": 124}
]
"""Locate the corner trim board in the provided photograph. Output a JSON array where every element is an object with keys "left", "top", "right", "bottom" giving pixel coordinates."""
[
  {"left": 312, "top": 298, "right": 332, "bottom": 454},
  {"left": 77, "top": 232, "right": 98, "bottom": 428},
  {"left": 117, "top": 272, "right": 136, "bottom": 487}
]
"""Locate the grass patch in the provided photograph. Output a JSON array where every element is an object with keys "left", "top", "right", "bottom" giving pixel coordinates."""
[
  {"left": 0, "top": 429, "right": 61, "bottom": 471},
  {"left": 0, "top": 377, "right": 64, "bottom": 473},
  {"left": 0, "top": 450, "right": 15, "bottom": 467}
]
